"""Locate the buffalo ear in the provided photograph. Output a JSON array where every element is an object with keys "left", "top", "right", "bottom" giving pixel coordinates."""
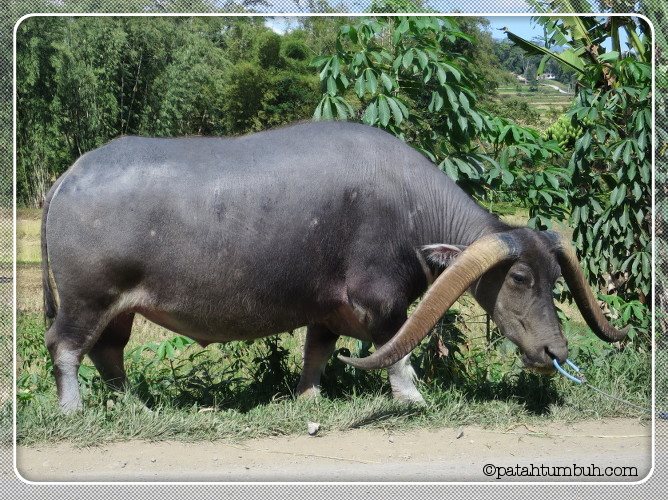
[{"left": 421, "top": 243, "right": 466, "bottom": 269}]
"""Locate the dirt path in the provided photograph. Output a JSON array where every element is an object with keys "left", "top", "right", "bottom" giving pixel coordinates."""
[{"left": 17, "top": 418, "right": 652, "bottom": 482}]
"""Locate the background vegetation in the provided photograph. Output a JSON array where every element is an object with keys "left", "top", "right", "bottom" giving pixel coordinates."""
[{"left": 14, "top": 13, "right": 652, "bottom": 443}]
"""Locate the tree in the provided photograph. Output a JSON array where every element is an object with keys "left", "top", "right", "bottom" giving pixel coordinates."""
[
  {"left": 312, "top": 16, "right": 562, "bottom": 198},
  {"left": 504, "top": 14, "right": 651, "bottom": 339},
  {"left": 15, "top": 16, "right": 321, "bottom": 204}
]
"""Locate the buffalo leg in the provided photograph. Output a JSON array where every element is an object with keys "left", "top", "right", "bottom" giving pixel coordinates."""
[
  {"left": 87, "top": 312, "right": 134, "bottom": 391},
  {"left": 346, "top": 278, "right": 425, "bottom": 404},
  {"left": 45, "top": 309, "right": 102, "bottom": 412},
  {"left": 371, "top": 315, "right": 425, "bottom": 405},
  {"left": 296, "top": 324, "right": 339, "bottom": 398},
  {"left": 387, "top": 354, "right": 425, "bottom": 405}
]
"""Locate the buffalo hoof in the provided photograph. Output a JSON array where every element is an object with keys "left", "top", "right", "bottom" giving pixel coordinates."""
[
  {"left": 392, "top": 390, "right": 426, "bottom": 406},
  {"left": 59, "top": 399, "right": 83, "bottom": 414},
  {"left": 296, "top": 385, "right": 321, "bottom": 399}
]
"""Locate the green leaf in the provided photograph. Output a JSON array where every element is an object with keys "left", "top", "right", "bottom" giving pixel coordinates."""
[
  {"left": 362, "top": 101, "right": 378, "bottom": 125},
  {"left": 365, "top": 69, "right": 377, "bottom": 95},
  {"left": 641, "top": 252, "right": 650, "bottom": 278},
  {"left": 444, "top": 86, "right": 459, "bottom": 111},
  {"left": 397, "top": 18, "right": 409, "bottom": 34},
  {"left": 436, "top": 66, "right": 447, "bottom": 85},
  {"left": 442, "top": 63, "right": 461, "bottom": 82},
  {"left": 416, "top": 49, "right": 428, "bottom": 69},
  {"left": 615, "top": 185, "right": 627, "bottom": 205},
  {"left": 545, "top": 172, "right": 560, "bottom": 189},
  {"left": 386, "top": 96, "right": 403, "bottom": 126},
  {"left": 319, "top": 59, "right": 332, "bottom": 80},
  {"left": 458, "top": 92, "right": 471, "bottom": 112},
  {"left": 503, "top": 29, "right": 585, "bottom": 74},
  {"left": 540, "top": 191, "right": 553, "bottom": 205},
  {"left": 637, "top": 131, "right": 647, "bottom": 151},
  {"left": 429, "top": 91, "right": 444, "bottom": 112},
  {"left": 620, "top": 205, "right": 629, "bottom": 227},
  {"left": 537, "top": 54, "right": 549, "bottom": 76},
  {"left": 164, "top": 341, "right": 175, "bottom": 359},
  {"left": 331, "top": 57, "right": 340, "bottom": 78},
  {"left": 598, "top": 50, "right": 619, "bottom": 62},
  {"left": 313, "top": 101, "right": 322, "bottom": 120},
  {"left": 322, "top": 97, "right": 333, "bottom": 120},
  {"left": 442, "top": 158, "right": 459, "bottom": 181},
  {"left": 395, "top": 98, "right": 409, "bottom": 117},
  {"left": 623, "top": 141, "right": 633, "bottom": 165},
  {"left": 402, "top": 49, "right": 414, "bottom": 69},
  {"left": 326, "top": 76, "right": 337, "bottom": 96},
  {"left": 423, "top": 64, "right": 433, "bottom": 83},
  {"left": 310, "top": 55, "right": 330, "bottom": 68},
  {"left": 378, "top": 96, "right": 391, "bottom": 127},
  {"left": 469, "top": 110, "right": 483, "bottom": 130},
  {"left": 457, "top": 114, "right": 468, "bottom": 132},
  {"left": 355, "top": 77, "right": 365, "bottom": 98},
  {"left": 380, "top": 72, "right": 393, "bottom": 92},
  {"left": 612, "top": 142, "right": 625, "bottom": 163},
  {"left": 501, "top": 169, "right": 514, "bottom": 185},
  {"left": 333, "top": 98, "right": 350, "bottom": 119}
]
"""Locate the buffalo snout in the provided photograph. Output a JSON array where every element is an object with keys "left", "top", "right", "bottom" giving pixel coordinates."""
[{"left": 521, "top": 336, "right": 568, "bottom": 372}]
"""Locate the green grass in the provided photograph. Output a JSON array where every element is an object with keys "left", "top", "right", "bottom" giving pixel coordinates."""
[
  {"left": 14, "top": 206, "right": 652, "bottom": 446},
  {"left": 16, "top": 307, "right": 651, "bottom": 446},
  {"left": 491, "top": 82, "right": 574, "bottom": 130},
  {"left": 17, "top": 208, "right": 41, "bottom": 264}
]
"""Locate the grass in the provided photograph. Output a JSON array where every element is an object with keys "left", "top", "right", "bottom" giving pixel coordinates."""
[
  {"left": 16, "top": 305, "right": 651, "bottom": 447},
  {"left": 491, "top": 82, "right": 574, "bottom": 130},
  {"left": 14, "top": 207, "right": 652, "bottom": 446},
  {"left": 17, "top": 208, "right": 41, "bottom": 265}
]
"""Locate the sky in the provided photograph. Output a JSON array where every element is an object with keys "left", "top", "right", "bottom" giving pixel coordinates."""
[{"left": 485, "top": 16, "right": 544, "bottom": 41}]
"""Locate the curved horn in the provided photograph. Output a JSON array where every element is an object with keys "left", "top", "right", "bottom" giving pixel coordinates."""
[
  {"left": 338, "top": 233, "right": 520, "bottom": 370},
  {"left": 548, "top": 232, "right": 629, "bottom": 342}
]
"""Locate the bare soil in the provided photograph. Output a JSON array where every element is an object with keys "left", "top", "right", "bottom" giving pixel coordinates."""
[{"left": 16, "top": 418, "right": 652, "bottom": 483}]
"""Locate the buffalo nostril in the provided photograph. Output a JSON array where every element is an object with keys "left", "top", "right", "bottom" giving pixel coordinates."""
[{"left": 545, "top": 346, "right": 568, "bottom": 365}]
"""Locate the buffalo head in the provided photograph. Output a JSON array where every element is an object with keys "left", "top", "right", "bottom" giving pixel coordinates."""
[{"left": 339, "top": 227, "right": 628, "bottom": 372}]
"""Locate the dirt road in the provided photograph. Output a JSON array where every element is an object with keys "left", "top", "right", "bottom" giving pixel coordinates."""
[{"left": 16, "top": 418, "right": 652, "bottom": 482}]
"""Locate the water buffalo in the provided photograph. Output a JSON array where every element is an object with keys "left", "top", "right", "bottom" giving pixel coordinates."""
[{"left": 41, "top": 121, "right": 628, "bottom": 412}]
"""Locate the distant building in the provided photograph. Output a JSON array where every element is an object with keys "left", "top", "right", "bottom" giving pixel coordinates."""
[{"left": 537, "top": 73, "right": 557, "bottom": 80}]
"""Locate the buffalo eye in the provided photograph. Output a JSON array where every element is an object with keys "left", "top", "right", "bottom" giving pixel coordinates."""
[{"left": 509, "top": 271, "right": 529, "bottom": 285}]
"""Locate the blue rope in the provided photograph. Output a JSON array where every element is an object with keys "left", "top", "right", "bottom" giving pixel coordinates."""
[
  {"left": 552, "top": 358, "right": 583, "bottom": 384},
  {"left": 552, "top": 358, "right": 667, "bottom": 419}
]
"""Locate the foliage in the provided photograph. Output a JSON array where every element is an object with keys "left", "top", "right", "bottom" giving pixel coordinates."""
[
  {"left": 16, "top": 314, "right": 53, "bottom": 405},
  {"left": 482, "top": 97, "right": 543, "bottom": 128},
  {"left": 500, "top": 15, "right": 651, "bottom": 342},
  {"left": 312, "top": 16, "right": 564, "bottom": 200},
  {"left": 16, "top": 310, "right": 650, "bottom": 445},
  {"left": 312, "top": 14, "right": 650, "bottom": 347},
  {"left": 312, "top": 17, "right": 486, "bottom": 175},
  {"left": 15, "top": 16, "right": 323, "bottom": 205},
  {"left": 493, "top": 39, "right": 577, "bottom": 86}
]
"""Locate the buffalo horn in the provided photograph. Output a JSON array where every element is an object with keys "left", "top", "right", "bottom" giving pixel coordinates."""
[
  {"left": 550, "top": 232, "right": 629, "bottom": 343},
  {"left": 338, "top": 233, "right": 519, "bottom": 370}
]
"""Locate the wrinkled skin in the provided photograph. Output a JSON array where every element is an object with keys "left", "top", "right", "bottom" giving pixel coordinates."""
[{"left": 42, "top": 122, "right": 589, "bottom": 412}]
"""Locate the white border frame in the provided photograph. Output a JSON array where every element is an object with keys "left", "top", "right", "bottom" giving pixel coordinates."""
[{"left": 11, "top": 10, "right": 657, "bottom": 486}]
